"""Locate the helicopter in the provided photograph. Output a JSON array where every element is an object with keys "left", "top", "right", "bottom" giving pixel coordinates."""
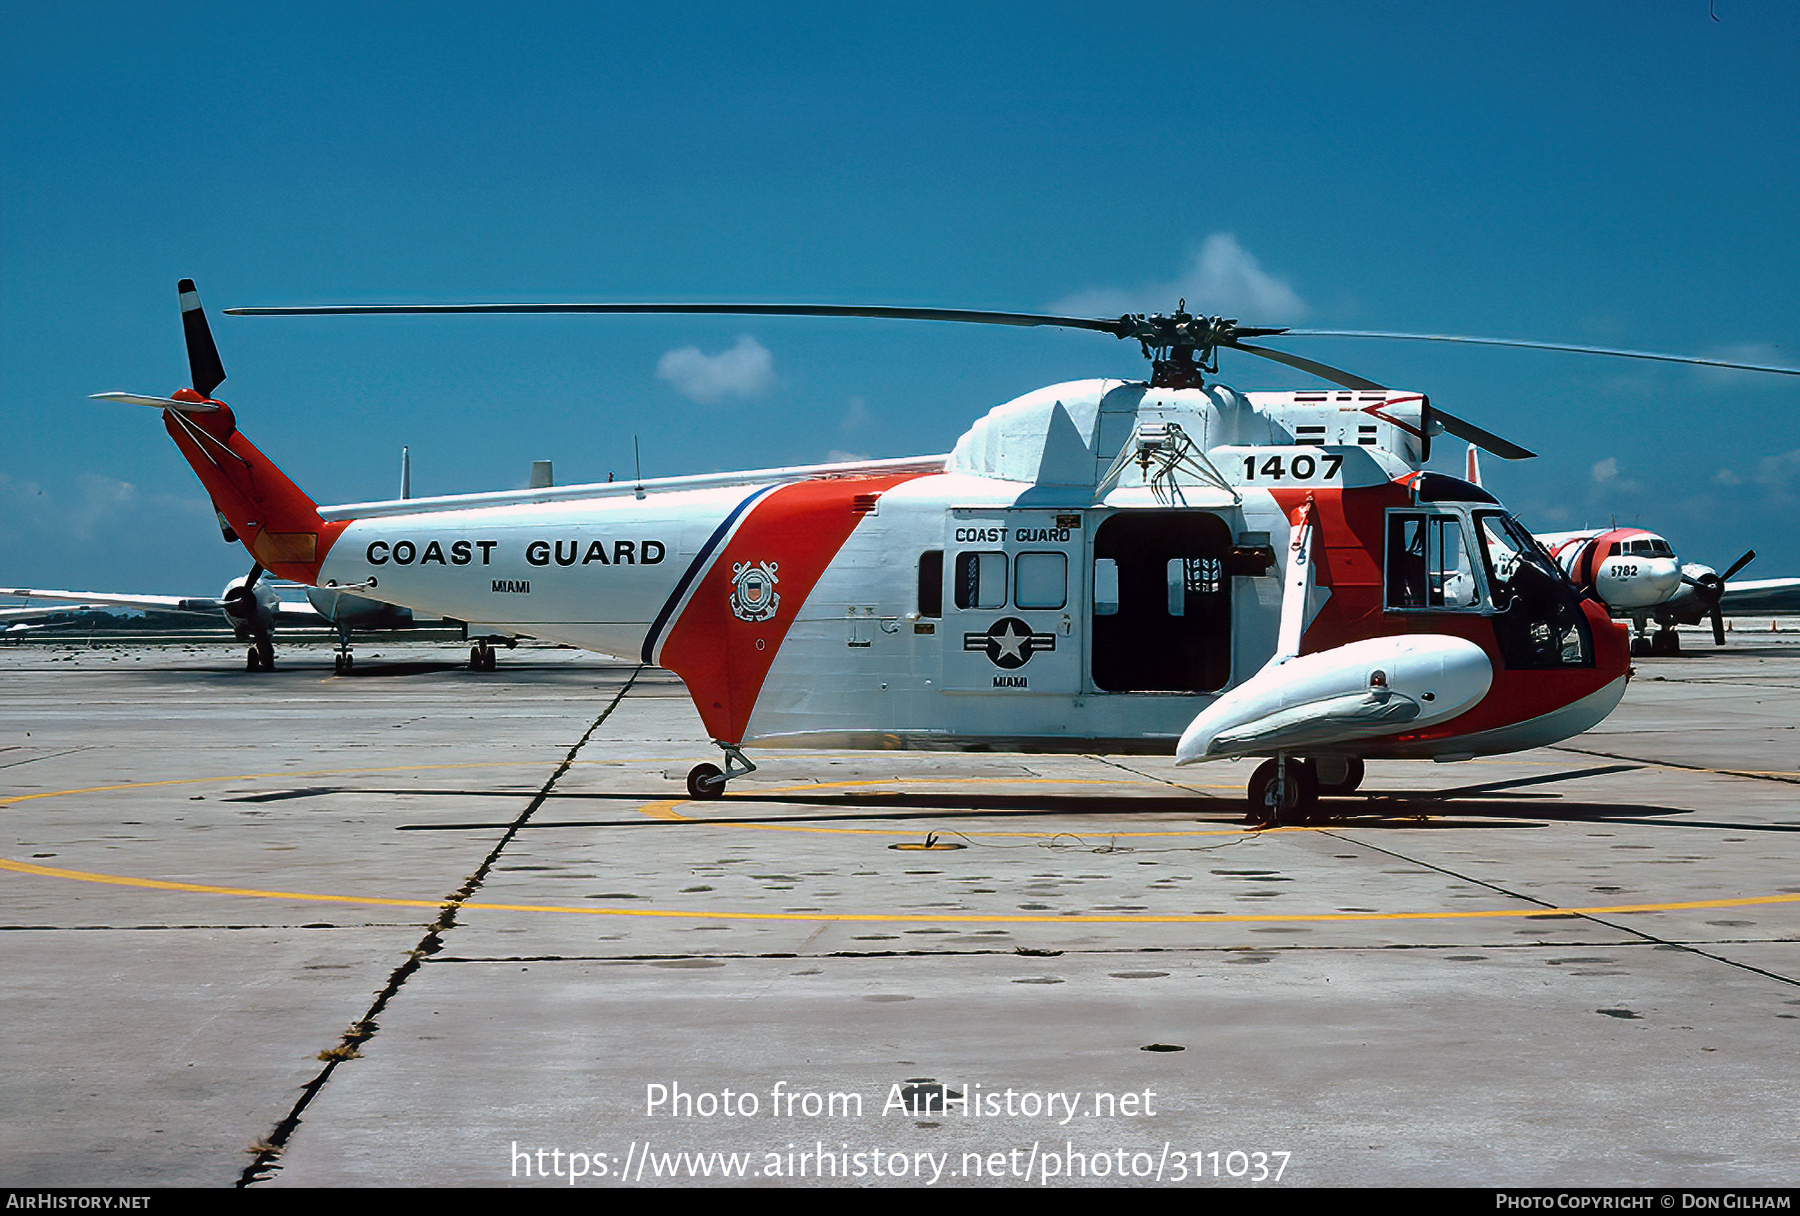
[{"left": 90, "top": 281, "right": 1800, "bottom": 823}]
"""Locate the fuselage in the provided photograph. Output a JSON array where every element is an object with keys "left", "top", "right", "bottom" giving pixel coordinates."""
[{"left": 307, "top": 380, "right": 1629, "bottom": 758}]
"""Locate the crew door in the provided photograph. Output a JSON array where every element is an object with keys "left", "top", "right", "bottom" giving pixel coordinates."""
[
  {"left": 943, "top": 509, "right": 1082, "bottom": 695},
  {"left": 1090, "top": 511, "right": 1232, "bottom": 692}
]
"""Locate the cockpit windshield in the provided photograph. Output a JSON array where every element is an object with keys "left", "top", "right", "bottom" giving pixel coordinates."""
[{"left": 1474, "top": 511, "right": 1593, "bottom": 668}]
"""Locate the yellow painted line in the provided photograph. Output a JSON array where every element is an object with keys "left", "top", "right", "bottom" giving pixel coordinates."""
[
  {"left": 5, "top": 855, "right": 1798, "bottom": 925},
  {"left": 0, "top": 761, "right": 555, "bottom": 808}
]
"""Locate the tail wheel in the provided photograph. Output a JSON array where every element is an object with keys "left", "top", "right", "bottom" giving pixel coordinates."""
[
  {"left": 686, "top": 763, "right": 725, "bottom": 800},
  {"left": 1247, "top": 758, "right": 1319, "bottom": 826}
]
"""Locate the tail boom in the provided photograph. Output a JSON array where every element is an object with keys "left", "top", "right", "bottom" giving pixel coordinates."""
[{"left": 161, "top": 389, "right": 346, "bottom": 584}]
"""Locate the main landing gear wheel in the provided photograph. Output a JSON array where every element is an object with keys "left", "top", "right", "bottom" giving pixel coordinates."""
[
  {"left": 246, "top": 642, "right": 274, "bottom": 672},
  {"left": 1650, "top": 629, "right": 1680, "bottom": 656},
  {"left": 333, "top": 653, "right": 355, "bottom": 674},
  {"left": 1246, "top": 758, "right": 1318, "bottom": 826},
  {"left": 469, "top": 641, "right": 497, "bottom": 671},
  {"left": 686, "top": 763, "right": 725, "bottom": 800},
  {"left": 1313, "top": 755, "right": 1365, "bottom": 797}
]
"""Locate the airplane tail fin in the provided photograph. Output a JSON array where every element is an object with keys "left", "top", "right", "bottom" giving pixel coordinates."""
[
  {"left": 1465, "top": 443, "right": 1483, "bottom": 488},
  {"left": 92, "top": 280, "right": 346, "bottom": 585}
]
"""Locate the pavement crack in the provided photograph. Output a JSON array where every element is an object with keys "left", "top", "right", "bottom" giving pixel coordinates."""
[
  {"left": 1317, "top": 828, "right": 1800, "bottom": 990},
  {"left": 237, "top": 668, "right": 641, "bottom": 1187}
]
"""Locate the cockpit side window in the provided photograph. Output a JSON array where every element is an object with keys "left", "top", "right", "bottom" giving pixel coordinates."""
[{"left": 1385, "top": 510, "right": 1482, "bottom": 612}]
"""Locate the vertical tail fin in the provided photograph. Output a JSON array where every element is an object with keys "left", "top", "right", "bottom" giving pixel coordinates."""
[{"left": 96, "top": 280, "right": 346, "bottom": 585}]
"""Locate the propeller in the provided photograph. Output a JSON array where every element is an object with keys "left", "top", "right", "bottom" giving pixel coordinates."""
[
  {"left": 221, "top": 297, "right": 1800, "bottom": 459},
  {"left": 221, "top": 562, "right": 265, "bottom": 629},
  {"left": 1683, "top": 550, "right": 1757, "bottom": 645}
]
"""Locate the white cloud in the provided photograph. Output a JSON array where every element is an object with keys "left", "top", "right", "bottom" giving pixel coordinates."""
[
  {"left": 1589, "top": 456, "right": 1639, "bottom": 496},
  {"left": 655, "top": 335, "right": 774, "bottom": 405},
  {"left": 0, "top": 471, "right": 146, "bottom": 547},
  {"left": 1753, "top": 447, "right": 1800, "bottom": 489},
  {"left": 1052, "top": 234, "right": 1308, "bottom": 322}
]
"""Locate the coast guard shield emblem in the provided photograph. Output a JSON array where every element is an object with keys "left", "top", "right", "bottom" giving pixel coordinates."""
[{"left": 729, "top": 560, "right": 781, "bottom": 622}]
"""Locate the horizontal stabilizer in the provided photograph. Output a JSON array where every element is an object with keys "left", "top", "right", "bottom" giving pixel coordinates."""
[{"left": 90, "top": 392, "right": 220, "bottom": 413}]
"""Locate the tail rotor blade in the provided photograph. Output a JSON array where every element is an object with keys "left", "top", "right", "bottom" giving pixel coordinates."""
[{"left": 178, "top": 279, "right": 227, "bottom": 399}]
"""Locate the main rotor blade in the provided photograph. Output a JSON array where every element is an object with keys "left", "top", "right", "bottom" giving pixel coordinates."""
[
  {"left": 1225, "top": 341, "right": 1385, "bottom": 391},
  {"left": 179, "top": 279, "right": 227, "bottom": 398},
  {"left": 1281, "top": 330, "right": 1800, "bottom": 377},
  {"left": 1432, "top": 406, "right": 1537, "bottom": 460},
  {"left": 223, "top": 300, "right": 1133, "bottom": 335}
]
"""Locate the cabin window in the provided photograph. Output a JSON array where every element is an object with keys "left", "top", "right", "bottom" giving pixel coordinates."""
[
  {"left": 917, "top": 550, "right": 943, "bottom": 618},
  {"left": 1166, "top": 557, "right": 1224, "bottom": 616},
  {"left": 1092, "top": 558, "right": 1120, "bottom": 616},
  {"left": 954, "top": 551, "right": 1008, "bottom": 610},
  {"left": 1015, "top": 551, "right": 1067, "bottom": 610}
]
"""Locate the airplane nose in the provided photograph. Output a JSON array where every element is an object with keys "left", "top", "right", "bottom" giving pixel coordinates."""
[
  {"left": 1595, "top": 556, "right": 1682, "bottom": 609},
  {"left": 1643, "top": 558, "right": 1681, "bottom": 599}
]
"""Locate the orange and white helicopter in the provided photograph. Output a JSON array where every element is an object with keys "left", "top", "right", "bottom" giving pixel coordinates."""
[{"left": 91, "top": 282, "right": 1800, "bottom": 822}]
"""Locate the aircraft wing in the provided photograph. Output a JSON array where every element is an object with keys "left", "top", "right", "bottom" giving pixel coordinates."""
[
  {"left": 3, "top": 588, "right": 225, "bottom": 613},
  {"left": 1721, "top": 578, "right": 1800, "bottom": 615},
  {"left": 0, "top": 603, "right": 105, "bottom": 622},
  {"left": 276, "top": 600, "right": 329, "bottom": 621}
]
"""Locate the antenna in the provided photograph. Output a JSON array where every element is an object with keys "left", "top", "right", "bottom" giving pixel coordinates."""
[
  {"left": 400, "top": 446, "right": 411, "bottom": 499},
  {"left": 634, "top": 436, "right": 645, "bottom": 500}
]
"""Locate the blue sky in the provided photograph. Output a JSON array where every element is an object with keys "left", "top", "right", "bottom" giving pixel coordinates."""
[{"left": 4, "top": 1, "right": 1798, "bottom": 593}]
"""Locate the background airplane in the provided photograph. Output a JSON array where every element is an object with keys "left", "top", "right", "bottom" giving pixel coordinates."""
[
  {"left": 3, "top": 452, "right": 520, "bottom": 671},
  {"left": 1467, "top": 447, "right": 1800, "bottom": 654}
]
